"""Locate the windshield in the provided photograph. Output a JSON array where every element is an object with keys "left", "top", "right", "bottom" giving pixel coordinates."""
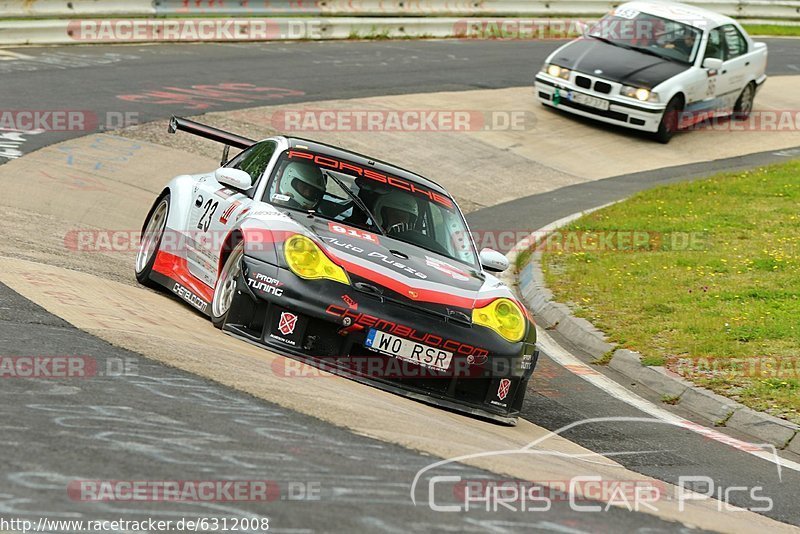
[
  {"left": 265, "top": 149, "right": 478, "bottom": 267},
  {"left": 589, "top": 8, "right": 702, "bottom": 64}
]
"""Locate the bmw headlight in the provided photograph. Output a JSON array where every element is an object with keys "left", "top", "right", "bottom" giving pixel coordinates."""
[
  {"left": 472, "top": 298, "right": 526, "bottom": 343},
  {"left": 622, "top": 86, "right": 660, "bottom": 103},
  {"left": 544, "top": 64, "right": 571, "bottom": 80},
  {"left": 284, "top": 234, "right": 349, "bottom": 285}
]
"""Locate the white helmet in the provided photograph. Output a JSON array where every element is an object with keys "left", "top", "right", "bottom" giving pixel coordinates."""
[
  {"left": 374, "top": 191, "right": 419, "bottom": 234},
  {"left": 280, "top": 162, "right": 326, "bottom": 209}
]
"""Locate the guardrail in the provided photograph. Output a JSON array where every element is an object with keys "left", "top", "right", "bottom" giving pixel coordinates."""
[
  {"left": 2, "top": 0, "right": 799, "bottom": 19},
  {"left": 0, "top": 1, "right": 798, "bottom": 45}
]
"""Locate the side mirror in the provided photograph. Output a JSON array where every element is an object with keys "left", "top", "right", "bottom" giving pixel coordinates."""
[
  {"left": 479, "top": 248, "right": 509, "bottom": 273},
  {"left": 702, "top": 57, "right": 723, "bottom": 70},
  {"left": 215, "top": 167, "right": 252, "bottom": 190}
]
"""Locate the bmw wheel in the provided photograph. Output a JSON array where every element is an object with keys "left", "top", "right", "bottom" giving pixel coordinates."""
[
  {"left": 655, "top": 97, "right": 682, "bottom": 144},
  {"left": 733, "top": 82, "right": 755, "bottom": 120}
]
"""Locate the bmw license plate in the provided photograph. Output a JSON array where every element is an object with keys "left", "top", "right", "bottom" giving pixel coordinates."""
[
  {"left": 568, "top": 91, "right": 610, "bottom": 111},
  {"left": 365, "top": 329, "right": 453, "bottom": 371}
]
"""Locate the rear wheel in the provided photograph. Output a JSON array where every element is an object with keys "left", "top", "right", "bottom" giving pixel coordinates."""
[
  {"left": 654, "top": 97, "right": 682, "bottom": 144},
  {"left": 135, "top": 194, "right": 169, "bottom": 288},
  {"left": 211, "top": 240, "right": 244, "bottom": 329},
  {"left": 733, "top": 82, "right": 755, "bottom": 120}
]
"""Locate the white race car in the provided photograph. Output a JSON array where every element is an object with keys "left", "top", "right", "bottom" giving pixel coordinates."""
[{"left": 534, "top": 1, "right": 768, "bottom": 142}]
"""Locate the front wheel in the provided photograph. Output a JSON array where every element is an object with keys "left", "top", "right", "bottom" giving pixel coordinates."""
[
  {"left": 211, "top": 240, "right": 244, "bottom": 329},
  {"left": 654, "top": 97, "right": 682, "bottom": 144},
  {"left": 733, "top": 82, "right": 755, "bottom": 120},
  {"left": 135, "top": 194, "right": 170, "bottom": 288}
]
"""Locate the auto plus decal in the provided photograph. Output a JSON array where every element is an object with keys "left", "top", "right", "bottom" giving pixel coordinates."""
[
  {"left": 319, "top": 236, "right": 427, "bottom": 280},
  {"left": 321, "top": 236, "right": 365, "bottom": 255},
  {"left": 367, "top": 252, "right": 427, "bottom": 279}
]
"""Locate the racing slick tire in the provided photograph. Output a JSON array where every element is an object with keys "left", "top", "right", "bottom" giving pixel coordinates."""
[
  {"left": 135, "top": 194, "right": 170, "bottom": 288},
  {"left": 211, "top": 239, "right": 245, "bottom": 329},
  {"left": 733, "top": 82, "right": 756, "bottom": 121},
  {"left": 654, "top": 96, "right": 682, "bottom": 144}
]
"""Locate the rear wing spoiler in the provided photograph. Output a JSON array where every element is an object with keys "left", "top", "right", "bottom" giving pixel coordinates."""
[{"left": 168, "top": 116, "right": 256, "bottom": 165}]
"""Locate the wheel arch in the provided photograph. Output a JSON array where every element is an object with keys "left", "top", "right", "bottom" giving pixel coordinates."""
[
  {"left": 140, "top": 188, "right": 171, "bottom": 234},
  {"left": 217, "top": 228, "right": 245, "bottom": 278},
  {"left": 668, "top": 91, "right": 686, "bottom": 109}
]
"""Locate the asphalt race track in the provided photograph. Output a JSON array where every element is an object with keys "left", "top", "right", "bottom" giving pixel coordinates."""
[{"left": 1, "top": 38, "right": 800, "bottom": 533}]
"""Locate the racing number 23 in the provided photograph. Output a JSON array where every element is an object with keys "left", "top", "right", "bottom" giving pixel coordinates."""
[{"left": 198, "top": 199, "right": 219, "bottom": 232}]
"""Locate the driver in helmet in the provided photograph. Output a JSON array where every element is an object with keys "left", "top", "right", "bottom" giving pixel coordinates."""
[
  {"left": 277, "top": 161, "right": 326, "bottom": 210},
  {"left": 374, "top": 191, "right": 418, "bottom": 235}
]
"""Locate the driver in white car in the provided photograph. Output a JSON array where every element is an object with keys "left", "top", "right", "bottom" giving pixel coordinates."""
[
  {"left": 374, "top": 191, "right": 419, "bottom": 235},
  {"left": 277, "top": 161, "right": 327, "bottom": 210}
]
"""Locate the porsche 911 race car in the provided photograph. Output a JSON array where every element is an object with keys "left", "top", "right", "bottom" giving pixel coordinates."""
[
  {"left": 135, "top": 117, "right": 538, "bottom": 424},
  {"left": 535, "top": 1, "right": 768, "bottom": 142}
]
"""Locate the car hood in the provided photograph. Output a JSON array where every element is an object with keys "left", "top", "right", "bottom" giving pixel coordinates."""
[
  {"left": 307, "top": 219, "right": 496, "bottom": 315},
  {"left": 551, "top": 38, "right": 690, "bottom": 88}
]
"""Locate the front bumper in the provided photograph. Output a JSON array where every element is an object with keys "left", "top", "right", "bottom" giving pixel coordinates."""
[
  {"left": 223, "top": 255, "right": 539, "bottom": 425},
  {"left": 535, "top": 74, "right": 665, "bottom": 133}
]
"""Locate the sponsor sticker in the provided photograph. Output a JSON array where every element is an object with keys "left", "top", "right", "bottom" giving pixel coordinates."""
[
  {"left": 219, "top": 200, "right": 242, "bottom": 224},
  {"left": 278, "top": 312, "right": 298, "bottom": 336},
  {"left": 497, "top": 378, "right": 512, "bottom": 401}
]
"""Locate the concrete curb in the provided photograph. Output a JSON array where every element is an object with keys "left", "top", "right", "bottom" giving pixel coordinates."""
[{"left": 510, "top": 207, "right": 800, "bottom": 451}]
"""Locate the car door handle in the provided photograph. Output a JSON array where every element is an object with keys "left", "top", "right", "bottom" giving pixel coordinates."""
[{"left": 722, "top": 70, "right": 727, "bottom": 74}]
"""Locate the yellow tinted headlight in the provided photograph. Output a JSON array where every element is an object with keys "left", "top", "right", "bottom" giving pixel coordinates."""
[
  {"left": 472, "top": 298, "right": 526, "bottom": 343},
  {"left": 284, "top": 234, "right": 349, "bottom": 285}
]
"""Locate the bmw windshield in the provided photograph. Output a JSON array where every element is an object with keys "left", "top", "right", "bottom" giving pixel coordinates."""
[
  {"left": 265, "top": 149, "right": 478, "bottom": 268},
  {"left": 589, "top": 8, "right": 703, "bottom": 64}
]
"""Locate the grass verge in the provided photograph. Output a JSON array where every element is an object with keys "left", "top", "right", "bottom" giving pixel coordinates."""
[
  {"left": 742, "top": 24, "right": 800, "bottom": 37},
  {"left": 540, "top": 161, "right": 800, "bottom": 424}
]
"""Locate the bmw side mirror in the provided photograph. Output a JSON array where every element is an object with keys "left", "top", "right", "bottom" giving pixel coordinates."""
[
  {"left": 480, "top": 248, "right": 509, "bottom": 273},
  {"left": 702, "top": 58, "right": 723, "bottom": 71},
  {"left": 215, "top": 167, "right": 252, "bottom": 190}
]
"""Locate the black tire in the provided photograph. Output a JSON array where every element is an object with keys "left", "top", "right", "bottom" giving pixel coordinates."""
[
  {"left": 733, "top": 82, "right": 755, "bottom": 120},
  {"left": 135, "top": 194, "right": 170, "bottom": 288},
  {"left": 211, "top": 240, "right": 244, "bottom": 329},
  {"left": 654, "top": 97, "right": 682, "bottom": 144}
]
